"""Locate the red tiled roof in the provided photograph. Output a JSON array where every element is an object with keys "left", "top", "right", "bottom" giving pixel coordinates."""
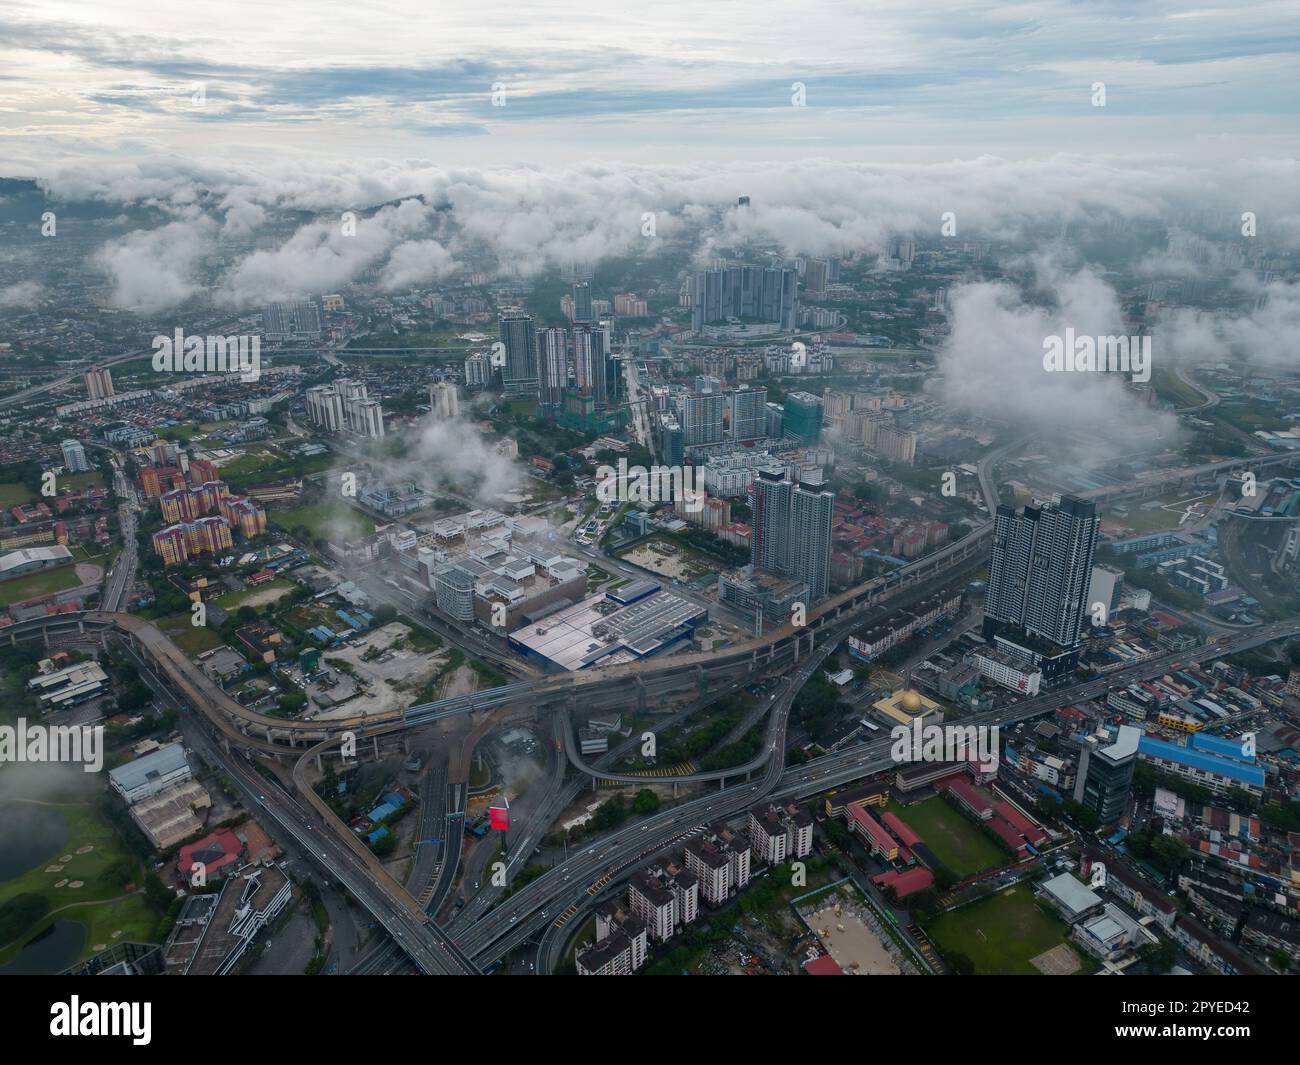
[{"left": 872, "top": 866, "right": 935, "bottom": 898}]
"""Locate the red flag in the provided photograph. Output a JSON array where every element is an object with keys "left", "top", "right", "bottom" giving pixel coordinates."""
[{"left": 489, "top": 796, "right": 510, "bottom": 831}]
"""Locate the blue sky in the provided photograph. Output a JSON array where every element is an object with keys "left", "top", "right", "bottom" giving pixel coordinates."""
[{"left": 2, "top": 0, "right": 1298, "bottom": 171}]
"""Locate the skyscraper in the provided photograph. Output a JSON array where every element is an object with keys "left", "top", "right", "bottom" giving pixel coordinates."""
[
  {"left": 679, "top": 388, "right": 725, "bottom": 447},
  {"left": 690, "top": 265, "right": 798, "bottom": 332},
  {"left": 84, "top": 367, "right": 115, "bottom": 401},
  {"left": 728, "top": 386, "right": 766, "bottom": 442},
  {"left": 984, "top": 495, "right": 1100, "bottom": 654},
  {"left": 572, "top": 281, "right": 594, "bottom": 324},
  {"left": 751, "top": 469, "right": 834, "bottom": 602},
  {"left": 538, "top": 327, "right": 568, "bottom": 414},
  {"left": 430, "top": 381, "right": 460, "bottom": 419},
  {"left": 804, "top": 258, "right": 829, "bottom": 296},
  {"left": 572, "top": 323, "right": 609, "bottom": 401},
  {"left": 499, "top": 314, "right": 539, "bottom": 398}
]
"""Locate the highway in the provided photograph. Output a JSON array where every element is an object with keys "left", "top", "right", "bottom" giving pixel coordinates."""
[
  {"left": 518, "top": 615, "right": 1300, "bottom": 970},
  {"left": 100, "top": 455, "right": 140, "bottom": 613}
]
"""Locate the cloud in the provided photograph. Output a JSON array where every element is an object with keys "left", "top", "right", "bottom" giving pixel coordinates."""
[
  {"left": 379, "top": 239, "right": 458, "bottom": 291},
  {"left": 14, "top": 153, "right": 1299, "bottom": 317},
  {"left": 1156, "top": 278, "right": 1300, "bottom": 368},
  {"left": 93, "top": 213, "right": 214, "bottom": 313},
  {"left": 932, "top": 259, "right": 1180, "bottom": 450},
  {"left": 0, "top": 280, "right": 42, "bottom": 308}
]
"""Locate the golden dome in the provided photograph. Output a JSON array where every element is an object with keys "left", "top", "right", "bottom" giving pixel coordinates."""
[{"left": 899, "top": 689, "right": 922, "bottom": 712}]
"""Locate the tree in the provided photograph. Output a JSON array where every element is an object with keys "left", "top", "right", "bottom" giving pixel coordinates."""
[
  {"left": 632, "top": 789, "right": 660, "bottom": 815},
  {"left": 1143, "top": 938, "right": 1177, "bottom": 973}
]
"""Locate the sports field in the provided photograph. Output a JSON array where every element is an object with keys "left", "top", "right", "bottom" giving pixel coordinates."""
[
  {"left": 0, "top": 566, "right": 81, "bottom": 608},
  {"left": 887, "top": 796, "right": 1006, "bottom": 877},
  {"left": 924, "top": 882, "right": 1081, "bottom": 974}
]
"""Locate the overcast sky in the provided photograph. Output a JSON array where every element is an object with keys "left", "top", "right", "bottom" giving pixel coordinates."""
[{"left": 3, "top": 0, "right": 1299, "bottom": 172}]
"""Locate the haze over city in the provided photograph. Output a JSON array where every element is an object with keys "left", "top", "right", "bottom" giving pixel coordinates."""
[{"left": 0, "top": 0, "right": 1297, "bottom": 1019}]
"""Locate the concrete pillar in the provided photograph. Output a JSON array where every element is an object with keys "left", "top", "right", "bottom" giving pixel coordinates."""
[
  {"left": 316, "top": 753, "right": 322, "bottom": 773},
  {"left": 372, "top": 736, "right": 379, "bottom": 758}
]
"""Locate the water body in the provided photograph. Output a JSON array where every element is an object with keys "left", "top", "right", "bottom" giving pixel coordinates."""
[
  {"left": 0, "top": 920, "right": 87, "bottom": 974},
  {"left": 0, "top": 801, "right": 68, "bottom": 881}
]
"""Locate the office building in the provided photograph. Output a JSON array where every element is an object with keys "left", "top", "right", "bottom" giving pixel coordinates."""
[
  {"left": 432, "top": 563, "right": 477, "bottom": 622},
  {"left": 499, "top": 314, "right": 539, "bottom": 398},
  {"left": 656, "top": 415, "right": 684, "bottom": 467},
  {"left": 1073, "top": 725, "right": 1141, "bottom": 823},
  {"left": 984, "top": 495, "right": 1099, "bottom": 654},
  {"left": 571, "top": 281, "right": 594, "bottom": 324},
  {"left": 84, "top": 367, "right": 115, "bottom": 401},
  {"left": 783, "top": 392, "right": 824, "bottom": 446},
  {"left": 60, "top": 439, "right": 91, "bottom": 473}
]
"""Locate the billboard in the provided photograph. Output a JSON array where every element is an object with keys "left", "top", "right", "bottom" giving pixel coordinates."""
[{"left": 489, "top": 795, "right": 510, "bottom": 831}]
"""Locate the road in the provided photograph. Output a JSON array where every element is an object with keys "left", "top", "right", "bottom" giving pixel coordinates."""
[
  {"left": 468, "top": 614, "right": 1300, "bottom": 970},
  {"left": 100, "top": 454, "right": 140, "bottom": 613}
]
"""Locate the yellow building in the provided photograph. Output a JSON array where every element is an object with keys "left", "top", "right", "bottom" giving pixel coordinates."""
[{"left": 872, "top": 687, "right": 945, "bottom": 728}]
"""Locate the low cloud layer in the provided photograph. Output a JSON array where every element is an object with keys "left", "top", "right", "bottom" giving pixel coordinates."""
[{"left": 15, "top": 154, "right": 1292, "bottom": 318}]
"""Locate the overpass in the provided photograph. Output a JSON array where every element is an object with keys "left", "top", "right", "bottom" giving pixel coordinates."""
[{"left": 2, "top": 520, "right": 993, "bottom": 755}]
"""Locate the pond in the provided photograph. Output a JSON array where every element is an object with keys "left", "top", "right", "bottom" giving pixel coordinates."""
[
  {"left": 0, "top": 919, "right": 87, "bottom": 974},
  {"left": 0, "top": 801, "right": 68, "bottom": 881}
]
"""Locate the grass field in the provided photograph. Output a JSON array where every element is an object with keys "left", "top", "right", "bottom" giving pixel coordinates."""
[
  {"left": 0, "top": 801, "right": 157, "bottom": 969},
  {"left": 924, "top": 882, "right": 1082, "bottom": 975},
  {"left": 886, "top": 797, "right": 1006, "bottom": 877},
  {"left": 272, "top": 502, "right": 375, "bottom": 542},
  {"left": 214, "top": 577, "right": 295, "bottom": 611},
  {"left": 61, "top": 471, "right": 103, "bottom": 492},
  {"left": 0, "top": 481, "right": 30, "bottom": 507},
  {"left": 156, "top": 612, "right": 226, "bottom": 654},
  {"left": 0, "top": 566, "right": 82, "bottom": 608}
]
